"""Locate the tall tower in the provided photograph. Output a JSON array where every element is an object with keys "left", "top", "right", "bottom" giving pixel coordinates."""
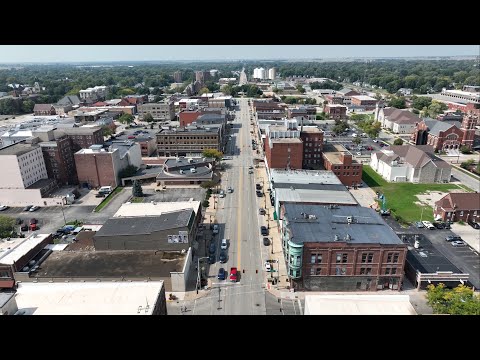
[{"left": 461, "top": 113, "right": 477, "bottom": 149}]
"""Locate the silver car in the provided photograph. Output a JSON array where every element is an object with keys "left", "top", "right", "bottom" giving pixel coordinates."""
[{"left": 451, "top": 240, "right": 467, "bottom": 247}]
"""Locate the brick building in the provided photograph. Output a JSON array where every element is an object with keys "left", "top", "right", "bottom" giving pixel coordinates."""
[
  {"left": 350, "top": 95, "right": 377, "bottom": 110},
  {"left": 39, "top": 136, "right": 77, "bottom": 185},
  {"left": 54, "top": 127, "right": 104, "bottom": 152},
  {"left": 138, "top": 101, "right": 175, "bottom": 121},
  {"left": 434, "top": 192, "right": 480, "bottom": 223},
  {"left": 281, "top": 204, "right": 407, "bottom": 291},
  {"left": 179, "top": 110, "right": 202, "bottom": 127},
  {"left": 300, "top": 127, "right": 323, "bottom": 167},
  {"left": 75, "top": 142, "right": 142, "bottom": 188},
  {"left": 264, "top": 137, "right": 303, "bottom": 170},
  {"left": 412, "top": 113, "right": 477, "bottom": 151},
  {"left": 324, "top": 104, "right": 347, "bottom": 120},
  {"left": 156, "top": 126, "right": 222, "bottom": 157},
  {"left": 33, "top": 104, "right": 55, "bottom": 116},
  {"left": 322, "top": 144, "right": 362, "bottom": 187}
]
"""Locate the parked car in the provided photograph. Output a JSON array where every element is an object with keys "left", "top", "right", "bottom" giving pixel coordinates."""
[
  {"left": 23, "top": 205, "right": 33, "bottom": 211},
  {"left": 29, "top": 206, "right": 40, "bottom": 212},
  {"left": 248, "top": 169, "right": 254, "bottom": 174},
  {"left": 264, "top": 262, "right": 271, "bottom": 272},
  {"left": 220, "top": 238, "right": 228, "bottom": 250},
  {"left": 208, "top": 253, "right": 216, "bottom": 264},
  {"left": 95, "top": 193, "right": 106, "bottom": 198},
  {"left": 263, "top": 237, "right": 270, "bottom": 246},
  {"left": 229, "top": 267, "right": 238, "bottom": 282},
  {"left": 445, "top": 235, "right": 462, "bottom": 242},
  {"left": 468, "top": 220, "right": 480, "bottom": 229},
  {"left": 414, "top": 221, "right": 425, "bottom": 228},
  {"left": 451, "top": 240, "right": 467, "bottom": 247},
  {"left": 259, "top": 208, "right": 266, "bottom": 215},
  {"left": 219, "top": 190, "right": 225, "bottom": 198},
  {"left": 15, "top": 218, "right": 23, "bottom": 225},
  {"left": 219, "top": 251, "right": 228, "bottom": 263},
  {"left": 20, "top": 224, "right": 29, "bottom": 232},
  {"left": 0, "top": 205, "right": 9, "bottom": 211},
  {"left": 260, "top": 226, "right": 269, "bottom": 236},
  {"left": 422, "top": 221, "right": 435, "bottom": 230},
  {"left": 256, "top": 183, "right": 262, "bottom": 190},
  {"left": 209, "top": 242, "right": 216, "bottom": 254},
  {"left": 217, "top": 267, "right": 226, "bottom": 280},
  {"left": 29, "top": 218, "right": 37, "bottom": 224},
  {"left": 212, "top": 224, "right": 219, "bottom": 234},
  {"left": 433, "top": 222, "right": 445, "bottom": 229},
  {"left": 249, "top": 166, "right": 254, "bottom": 170},
  {"left": 256, "top": 190, "right": 263, "bottom": 197},
  {"left": 356, "top": 152, "right": 362, "bottom": 156}
]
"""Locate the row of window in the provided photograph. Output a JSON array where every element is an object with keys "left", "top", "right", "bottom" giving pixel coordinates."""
[
  {"left": 310, "top": 252, "right": 400, "bottom": 264},
  {"left": 334, "top": 172, "right": 360, "bottom": 177},
  {"left": 308, "top": 267, "right": 398, "bottom": 276},
  {"left": 304, "top": 154, "right": 322, "bottom": 158},
  {"left": 158, "top": 136, "right": 218, "bottom": 140}
]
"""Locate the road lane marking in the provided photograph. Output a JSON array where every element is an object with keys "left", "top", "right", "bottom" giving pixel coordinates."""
[{"left": 236, "top": 108, "right": 244, "bottom": 270}]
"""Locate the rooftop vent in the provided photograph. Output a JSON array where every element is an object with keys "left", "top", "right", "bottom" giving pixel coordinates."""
[
  {"left": 347, "top": 216, "right": 353, "bottom": 224},
  {"left": 334, "top": 234, "right": 340, "bottom": 241},
  {"left": 345, "top": 233, "right": 352, "bottom": 241}
]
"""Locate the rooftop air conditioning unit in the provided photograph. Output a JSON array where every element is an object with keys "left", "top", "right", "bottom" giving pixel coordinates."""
[
  {"left": 334, "top": 235, "right": 340, "bottom": 241},
  {"left": 347, "top": 216, "right": 353, "bottom": 224}
]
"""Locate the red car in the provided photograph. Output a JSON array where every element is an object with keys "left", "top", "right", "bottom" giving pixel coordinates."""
[{"left": 229, "top": 267, "right": 238, "bottom": 282}]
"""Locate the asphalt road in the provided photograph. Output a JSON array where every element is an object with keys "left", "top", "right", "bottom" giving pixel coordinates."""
[
  {"left": 450, "top": 167, "right": 480, "bottom": 192},
  {"left": 194, "top": 98, "right": 269, "bottom": 315}
]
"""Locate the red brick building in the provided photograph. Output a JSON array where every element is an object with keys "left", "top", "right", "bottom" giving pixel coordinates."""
[
  {"left": 322, "top": 144, "right": 362, "bottom": 187},
  {"left": 350, "top": 95, "right": 377, "bottom": 110},
  {"left": 324, "top": 104, "right": 347, "bottom": 120},
  {"left": 300, "top": 127, "right": 323, "bottom": 167},
  {"left": 54, "top": 127, "right": 104, "bottom": 152},
  {"left": 412, "top": 113, "right": 477, "bottom": 151},
  {"left": 75, "top": 148, "right": 118, "bottom": 188},
  {"left": 33, "top": 104, "right": 55, "bottom": 116},
  {"left": 434, "top": 192, "right": 480, "bottom": 223},
  {"left": 39, "top": 136, "right": 78, "bottom": 185},
  {"left": 179, "top": 110, "right": 202, "bottom": 127},
  {"left": 264, "top": 137, "right": 303, "bottom": 170}
]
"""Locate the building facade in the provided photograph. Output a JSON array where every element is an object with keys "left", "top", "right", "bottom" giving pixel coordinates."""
[
  {"left": 300, "top": 127, "right": 323, "bottom": 167},
  {"left": 325, "top": 104, "right": 347, "bottom": 120},
  {"left": 434, "top": 192, "right": 480, "bottom": 223},
  {"left": 39, "top": 136, "right": 78, "bottom": 185},
  {"left": 54, "top": 127, "right": 104, "bottom": 152},
  {"left": 156, "top": 127, "right": 221, "bottom": 157},
  {"left": 280, "top": 204, "right": 407, "bottom": 291},
  {"left": 138, "top": 101, "right": 175, "bottom": 121}
]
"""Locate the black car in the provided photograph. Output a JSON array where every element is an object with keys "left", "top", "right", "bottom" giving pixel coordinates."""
[
  {"left": 468, "top": 220, "right": 480, "bottom": 229},
  {"left": 20, "top": 224, "right": 29, "bottom": 231},
  {"left": 23, "top": 205, "right": 33, "bottom": 211},
  {"left": 219, "top": 251, "right": 228, "bottom": 263},
  {"left": 208, "top": 253, "right": 216, "bottom": 264},
  {"left": 259, "top": 208, "right": 266, "bottom": 215},
  {"left": 95, "top": 193, "right": 106, "bottom": 198},
  {"left": 15, "top": 218, "right": 23, "bottom": 225},
  {"left": 433, "top": 222, "right": 444, "bottom": 229},
  {"left": 263, "top": 237, "right": 270, "bottom": 246},
  {"left": 256, "top": 184, "right": 262, "bottom": 190},
  {"left": 209, "top": 242, "right": 216, "bottom": 255},
  {"left": 256, "top": 191, "right": 263, "bottom": 197},
  {"left": 260, "top": 226, "right": 269, "bottom": 236}
]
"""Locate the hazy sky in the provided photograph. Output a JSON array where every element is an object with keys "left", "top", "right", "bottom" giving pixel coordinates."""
[{"left": 0, "top": 45, "right": 477, "bottom": 63}]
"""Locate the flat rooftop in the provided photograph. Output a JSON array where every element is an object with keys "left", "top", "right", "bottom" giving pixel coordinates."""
[
  {"left": 0, "top": 142, "right": 37, "bottom": 156},
  {"left": 114, "top": 201, "right": 201, "bottom": 217},
  {"left": 271, "top": 169, "right": 342, "bottom": 186},
  {"left": 284, "top": 204, "right": 403, "bottom": 245},
  {"left": 15, "top": 281, "right": 164, "bottom": 315},
  {"left": 275, "top": 187, "right": 357, "bottom": 206},
  {"left": 165, "top": 157, "right": 213, "bottom": 168},
  {"left": 304, "top": 295, "right": 417, "bottom": 315},
  {"left": 270, "top": 138, "right": 302, "bottom": 144},
  {"left": 351, "top": 95, "right": 377, "bottom": 101},
  {"left": 0, "top": 234, "right": 50, "bottom": 265},
  {"left": 158, "top": 127, "right": 220, "bottom": 135},
  {"left": 403, "top": 234, "right": 462, "bottom": 274},
  {"left": 34, "top": 250, "right": 186, "bottom": 278}
]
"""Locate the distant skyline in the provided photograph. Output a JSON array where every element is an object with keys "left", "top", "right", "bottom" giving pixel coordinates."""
[{"left": 0, "top": 45, "right": 478, "bottom": 63}]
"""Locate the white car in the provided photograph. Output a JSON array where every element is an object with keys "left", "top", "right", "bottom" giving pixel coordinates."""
[
  {"left": 451, "top": 240, "right": 467, "bottom": 247},
  {"left": 219, "top": 190, "right": 225, "bottom": 198},
  {"left": 221, "top": 238, "right": 228, "bottom": 250},
  {"left": 373, "top": 139, "right": 378, "bottom": 143},
  {"left": 0, "top": 205, "right": 9, "bottom": 211},
  {"left": 227, "top": 187, "right": 233, "bottom": 193},
  {"left": 422, "top": 221, "right": 435, "bottom": 230},
  {"left": 264, "top": 262, "right": 271, "bottom": 272},
  {"left": 29, "top": 205, "right": 40, "bottom": 212},
  {"left": 356, "top": 152, "right": 362, "bottom": 156}
]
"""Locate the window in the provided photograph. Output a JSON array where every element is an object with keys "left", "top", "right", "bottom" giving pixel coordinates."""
[
  {"left": 296, "top": 255, "right": 301, "bottom": 265},
  {"left": 385, "top": 268, "right": 391, "bottom": 275},
  {"left": 342, "top": 254, "right": 348, "bottom": 263},
  {"left": 387, "top": 253, "right": 392, "bottom": 263},
  {"left": 362, "top": 253, "right": 373, "bottom": 263},
  {"left": 311, "top": 254, "right": 316, "bottom": 264},
  {"left": 391, "top": 268, "right": 397, "bottom": 275},
  {"left": 310, "top": 267, "right": 315, "bottom": 275},
  {"left": 460, "top": 211, "right": 464, "bottom": 216},
  {"left": 393, "top": 253, "right": 399, "bottom": 263},
  {"left": 367, "top": 254, "right": 373, "bottom": 263},
  {"left": 316, "top": 268, "right": 322, "bottom": 275},
  {"left": 317, "top": 254, "right": 322, "bottom": 263}
]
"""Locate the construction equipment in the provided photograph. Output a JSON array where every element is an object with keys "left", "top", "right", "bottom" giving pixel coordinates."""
[{"left": 379, "top": 194, "right": 391, "bottom": 216}]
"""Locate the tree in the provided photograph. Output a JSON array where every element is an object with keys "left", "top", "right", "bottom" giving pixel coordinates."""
[
  {"left": 200, "top": 180, "right": 217, "bottom": 190},
  {"left": 132, "top": 180, "right": 144, "bottom": 197},
  {"left": 460, "top": 145, "right": 472, "bottom": 154},
  {"left": 460, "top": 159, "right": 475, "bottom": 169},
  {"left": 393, "top": 138, "right": 404, "bottom": 145},
  {"left": 119, "top": 165, "right": 138, "bottom": 179},
  {"left": 412, "top": 96, "right": 432, "bottom": 110},
  {"left": 199, "top": 87, "right": 210, "bottom": 95},
  {"left": 118, "top": 113, "right": 134, "bottom": 125},
  {"left": 0, "top": 215, "right": 16, "bottom": 238},
  {"left": 102, "top": 126, "right": 113, "bottom": 137},
  {"left": 202, "top": 149, "right": 223, "bottom": 161},
  {"left": 426, "top": 283, "right": 480, "bottom": 315},
  {"left": 352, "top": 137, "right": 362, "bottom": 146},
  {"left": 388, "top": 96, "right": 406, "bottom": 109},
  {"left": 426, "top": 100, "right": 448, "bottom": 118},
  {"left": 332, "top": 121, "right": 348, "bottom": 135},
  {"left": 296, "top": 84, "right": 306, "bottom": 94},
  {"left": 21, "top": 99, "right": 35, "bottom": 113},
  {"left": 143, "top": 113, "right": 154, "bottom": 123}
]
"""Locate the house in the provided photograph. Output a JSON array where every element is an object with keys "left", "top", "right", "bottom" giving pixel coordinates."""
[
  {"left": 412, "top": 113, "right": 477, "bottom": 151},
  {"left": 434, "top": 192, "right": 480, "bottom": 223},
  {"left": 370, "top": 145, "right": 452, "bottom": 183},
  {"left": 54, "top": 95, "right": 82, "bottom": 115},
  {"left": 33, "top": 104, "right": 55, "bottom": 116},
  {"left": 376, "top": 107, "right": 421, "bottom": 134}
]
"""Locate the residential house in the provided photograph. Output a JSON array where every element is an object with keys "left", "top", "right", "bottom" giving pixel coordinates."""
[{"left": 434, "top": 192, "right": 480, "bottom": 223}]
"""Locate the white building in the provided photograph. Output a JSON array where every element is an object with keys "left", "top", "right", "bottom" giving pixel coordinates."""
[
  {"left": 440, "top": 88, "right": 480, "bottom": 104},
  {"left": 376, "top": 107, "right": 421, "bottom": 134},
  {"left": 0, "top": 142, "right": 48, "bottom": 189},
  {"left": 79, "top": 85, "right": 108, "bottom": 101},
  {"left": 304, "top": 295, "right": 417, "bottom": 315},
  {"left": 13, "top": 281, "right": 167, "bottom": 315},
  {"left": 268, "top": 68, "right": 276, "bottom": 80},
  {"left": 114, "top": 200, "right": 201, "bottom": 218},
  {"left": 253, "top": 67, "right": 266, "bottom": 80}
]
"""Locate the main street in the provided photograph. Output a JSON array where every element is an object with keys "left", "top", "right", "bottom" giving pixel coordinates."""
[{"left": 190, "top": 98, "right": 270, "bottom": 315}]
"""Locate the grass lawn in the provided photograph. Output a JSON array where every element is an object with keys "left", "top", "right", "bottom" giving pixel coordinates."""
[
  {"left": 362, "top": 165, "right": 459, "bottom": 223},
  {"left": 130, "top": 197, "right": 144, "bottom": 203},
  {"left": 94, "top": 187, "right": 123, "bottom": 213}
]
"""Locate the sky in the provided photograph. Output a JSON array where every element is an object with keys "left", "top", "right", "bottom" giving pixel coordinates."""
[{"left": 0, "top": 45, "right": 477, "bottom": 63}]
